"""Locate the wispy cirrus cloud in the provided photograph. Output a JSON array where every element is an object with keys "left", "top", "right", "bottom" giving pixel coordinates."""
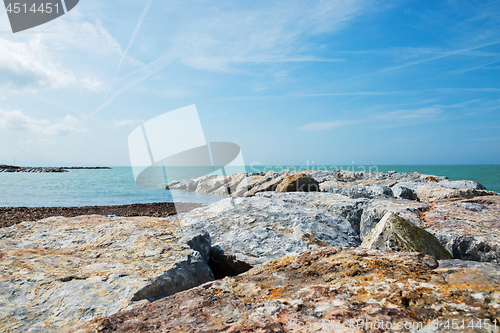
[
  {"left": 166, "top": 0, "right": 385, "bottom": 72},
  {"left": 0, "top": 37, "right": 76, "bottom": 91},
  {"left": 0, "top": 108, "right": 85, "bottom": 135},
  {"left": 300, "top": 120, "right": 355, "bottom": 131},
  {"left": 87, "top": 0, "right": 378, "bottom": 116},
  {"left": 0, "top": 15, "right": 141, "bottom": 92},
  {"left": 374, "top": 107, "right": 443, "bottom": 120},
  {"left": 111, "top": 119, "right": 142, "bottom": 127},
  {"left": 300, "top": 104, "right": 452, "bottom": 131}
]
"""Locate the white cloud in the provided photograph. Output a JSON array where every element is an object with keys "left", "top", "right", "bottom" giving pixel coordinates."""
[
  {"left": 0, "top": 109, "right": 86, "bottom": 135},
  {"left": 300, "top": 106, "right": 446, "bottom": 131},
  {"left": 45, "top": 19, "right": 140, "bottom": 65},
  {"left": 168, "top": 0, "right": 380, "bottom": 71},
  {"left": 81, "top": 77, "right": 104, "bottom": 92},
  {"left": 135, "top": 86, "right": 191, "bottom": 98},
  {"left": 0, "top": 37, "right": 76, "bottom": 91},
  {"left": 112, "top": 119, "right": 142, "bottom": 127},
  {"left": 0, "top": 16, "right": 140, "bottom": 92},
  {"left": 300, "top": 120, "right": 353, "bottom": 131},
  {"left": 375, "top": 107, "right": 442, "bottom": 120},
  {"left": 87, "top": 0, "right": 383, "bottom": 116}
]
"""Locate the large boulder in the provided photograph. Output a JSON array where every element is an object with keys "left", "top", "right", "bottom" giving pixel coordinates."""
[
  {"left": 244, "top": 176, "right": 284, "bottom": 196},
  {"left": 232, "top": 171, "right": 280, "bottom": 197},
  {"left": 359, "top": 198, "right": 428, "bottom": 239},
  {"left": 361, "top": 213, "right": 453, "bottom": 260},
  {"left": 68, "top": 247, "right": 500, "bottom": 333},
  {"left": 177, "top": 196, "right": 360, "bottom": 266},
  {"left": 255, "top": 192, "right": 368, "bottom": 235},
  {"left": 360, "top": 196, "right": 500, "bottom": 264},
  {"left": 0, "top": 215, "right": 214, "bottom": 332},
  {"left": 416, "top": 185, "right": 495, "bottom": 202},
  {"left": 437, "top": 180, "right": 487, "bottom": 190},
  {"left": 321, "top": 183, "right": 394, "bottom": 199},
  {"left": 392, "top": 183, "right": 419, "bottom": 200},
  {"left": 423, "top": 196, "right": 500, "bottom": 264},
  {"left": 276, "top": 173, "right": 320, "bottom": 193},
  {"left": 195, "top": 176, "right": 225, "bottom": 194},
  {"left": 224, "top": 173, "right": 247, "bottom": 194}
]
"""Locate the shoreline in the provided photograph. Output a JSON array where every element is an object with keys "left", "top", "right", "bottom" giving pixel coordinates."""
[
  {"left": 0, "top": 202, "right": 203, "bottom": 229},
  {"left": 0, "top": 165, "right": 111, "bottom": 173}
]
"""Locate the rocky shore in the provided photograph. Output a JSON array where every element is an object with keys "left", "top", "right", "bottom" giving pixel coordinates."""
[
  {"left": 61, "top": 167, "right": 112, "bottom": 170},
  {"left": 0, "top": 202, "right": 202, "bottom": 229},
  {"left": 1, "top": 169, "right": 499, "bottom": 332},
  {"left": 0, "top": 165, "right": 111, "bottom": 173}
]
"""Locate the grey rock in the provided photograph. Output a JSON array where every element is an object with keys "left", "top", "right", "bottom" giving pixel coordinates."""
[
  {"left": 361, "top": 213, "right": 452, "bottom": 260},
  {"left": 416, "top": 185, "right": 496, "bottom": 202},
  {"left": 275, "top": 173, "right": 320, "bottom": 193},
  {"left": 360, "top": 196, "right": 500, "bottom": 264},
  {"left": 422, "top": 196, "right": 500, "bottom": 264},
  {"left": 434, "top": 234, "right": 500, "bottom": 264},
  {"left": 437, "top": 180, "right": 487, "bottom": 190},
  {"left": 178, "top": 196, "right": 360, "bottom": 266},
  {"left": 0, "top": 216, "right": 214, "bottom": 332},
  {"left": 234, "top": 176, "right": 255, "bottom": 193},
  {"left": 195, "top": 176, "right": 225, "bottom": 194},
  {"left": 180, "top": 225, "right": 212, "bottom": 263},
  {"left": 321, "top": 183, "right": 394, "bottom": 199},
  {"left": 392, "top": 184, "right": 418, "bottom": 200},
  {"left": 131, "top": 251, "right": 213, "bottom": 302},
  {"left": 244, "top": 176, "right": 284, "bottom": 196},
  {"left": 453, "top": 202, "right": 487, "bottom": 211},
  {"left": 255, "top": 192, "right": 368, "bottom": 235},
  {"left": 359, "top": 199, "right": 428, "bottom": 239}
]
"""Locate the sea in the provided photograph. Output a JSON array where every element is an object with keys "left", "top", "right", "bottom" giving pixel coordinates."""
[{"left": 0, "top": 165, "right": 498, "bottom": 207}]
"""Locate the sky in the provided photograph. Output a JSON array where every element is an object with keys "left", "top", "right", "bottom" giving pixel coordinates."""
[{"left": 0, "top": 0, "right": 499, "bottom": 167}]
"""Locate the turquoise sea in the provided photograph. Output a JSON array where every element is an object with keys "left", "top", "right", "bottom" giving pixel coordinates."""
[{"left": 0, "top": 165, "right": 498, "bottom": 207}]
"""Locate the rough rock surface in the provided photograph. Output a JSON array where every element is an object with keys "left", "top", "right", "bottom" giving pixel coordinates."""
[
  {"left": 68, "top": 247, "right": 500, "bottom": 333},
  {"left": 0, "top": 215, "right": 214, "bottom": 332},
  {"left": 177, "top": 196, "right": 360, "bottom": 266},
  {"left": 224, "top": 173, "right": 247, "bottom": 194},
  {"left": 361, "top": 213, "right": 453, "bottom": 260},
  {"left": 0, "top": 165, "right": 67, "bottom": 173},
  {"left": 244, "top": 176, "right": 285, "bottom": 196},
  {"left": 321, "top": 182, "right": 394, "bottom": 199},
  {"left": 416, "top": 185, "right": 496, "bottom": 202},
  {"left": 360, "top": 199, "right": 428, "bottom": 239},
  {"left": 256, "top": 192, "right": 368, "bottom": 235},
  {"left": 361, "top": 196, "right": 500, "bottom": 264},
  {"left": 423, "top": 196, "right": 500, "bottom": 264},
  {"left": 195, "top": 176, "right": 225, "bottom": 194},
  {"left": 275, "top": 173, "right": 320, "bottom": 193},
  {"left": 165, "top": 170, "right": 495, "bottom": 205}
]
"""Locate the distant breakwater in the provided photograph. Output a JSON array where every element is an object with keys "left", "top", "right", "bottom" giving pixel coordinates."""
[{"left": 0, "top": 165, "right": 111, "bottom": 173}]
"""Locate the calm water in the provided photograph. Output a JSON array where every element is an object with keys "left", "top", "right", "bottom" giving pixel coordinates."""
[{"left": 0, "top": 165, "right": 498, "bottom": 207}]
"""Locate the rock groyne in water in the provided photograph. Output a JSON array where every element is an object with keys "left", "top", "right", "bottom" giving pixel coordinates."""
[{"left": 0, "top": 165, "right": 111, "bottom": 173}]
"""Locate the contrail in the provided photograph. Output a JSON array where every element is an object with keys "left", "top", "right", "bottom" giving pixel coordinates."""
[
  {"left": 106, "top": 0, "right": 153, "bottom": 98},
  {"left": 86, "top": 51, "right": 188, "bottom": 119}
]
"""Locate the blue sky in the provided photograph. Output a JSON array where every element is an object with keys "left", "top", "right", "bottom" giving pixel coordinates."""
[{"left": 0, "top": 0, "right": 499, "bottom": 166}]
